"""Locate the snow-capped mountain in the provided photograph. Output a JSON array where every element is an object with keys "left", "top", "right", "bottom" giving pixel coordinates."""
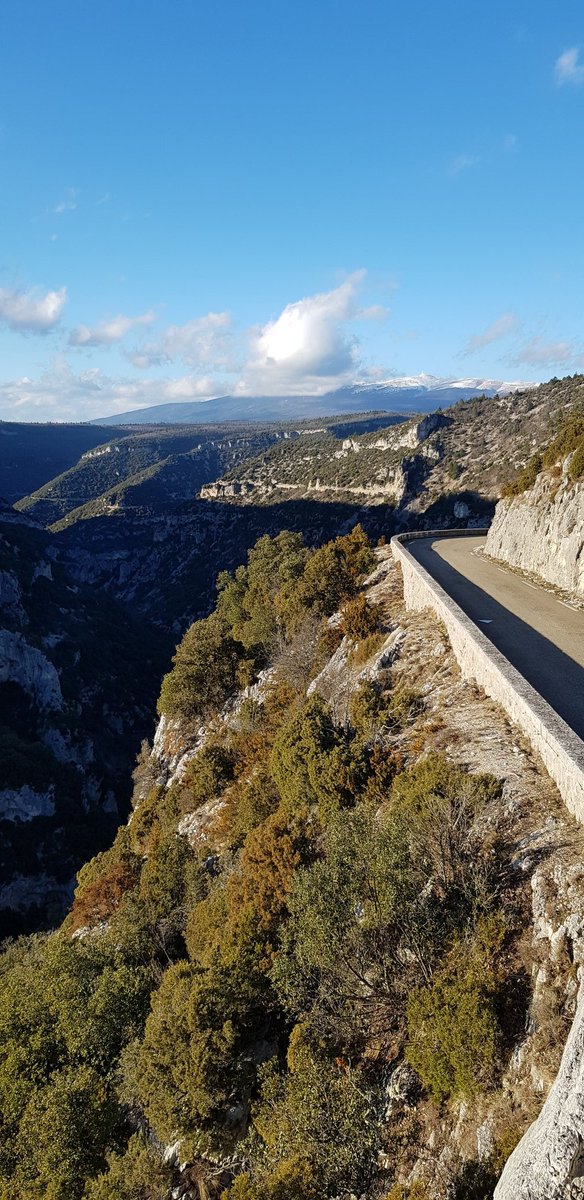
[{"left": 93, "top": 376, "right": 536, "bottom": 426}]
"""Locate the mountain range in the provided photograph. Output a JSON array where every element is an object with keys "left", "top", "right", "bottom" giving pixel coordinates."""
[{"left": 93, "top": 374, "right": 533, "bottom": 425}]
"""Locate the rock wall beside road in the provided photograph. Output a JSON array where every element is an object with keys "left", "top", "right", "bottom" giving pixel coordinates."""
[
  {"left": 485, "top": 458, "right": 584, "bottom": 597},
  {"left": 391, "top": 532, "right": 584, "bottom": 825}
]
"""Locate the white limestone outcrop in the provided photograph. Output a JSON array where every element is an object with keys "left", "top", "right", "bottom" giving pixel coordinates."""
[
  {"left": 495, "top": 980, "right": 584, "bottom": 1199},
  {"left": 0, "top": 785, "right": 55, "bottom": 822},
  {"left": 485, "top": 457, "right": 584, "bottom": 597},
  {"left": 0, "top": 630, "right": 62, "bottom": 708}
]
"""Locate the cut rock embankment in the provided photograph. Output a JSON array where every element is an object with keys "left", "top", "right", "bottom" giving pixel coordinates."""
[{"left": 485, "top": 457, "right": 584, "bottom": 598}]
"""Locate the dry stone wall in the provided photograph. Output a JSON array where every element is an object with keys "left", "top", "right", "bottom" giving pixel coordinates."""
[{"left": 391, "top": 531, "right": 584, "bottom": 824}]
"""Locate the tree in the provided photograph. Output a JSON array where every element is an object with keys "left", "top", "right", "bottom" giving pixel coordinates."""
[{"left": 158, "top": 612, "right": 243, "bottom": 722}]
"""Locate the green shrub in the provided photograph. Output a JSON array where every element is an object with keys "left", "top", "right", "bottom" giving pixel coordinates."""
[
  {"left": 406, "top": 922, "right": 503, "bottom": 1104},
  {"left": 502, "top": 452, "right": 542, "bottom": 497},
  {"left": 569, "top": 437, "right": 584, "bottom": 481},
  {"left": 157, "top": 612, "right": 243, "bottom": 722},
  {"left": 180, "top": 740, "right": 236, "bottom": 811},
  {"left": 83, "top": 1134, "right": 171, "bottom": 1199},
  {"left": 270, "top": 695, "right": 368, "bottom": 820},
  {"left": 248, "top": 1033, "right": 377, "bottom": 1194},
  {"left": 349, "top": 678, "right": 390, "bottom": 736},
  {"left": 389, "top": 754, "right": 502, "bottom": 906},
  {"left": 388, "top": 686, "right": 422, "bottom": 727}
]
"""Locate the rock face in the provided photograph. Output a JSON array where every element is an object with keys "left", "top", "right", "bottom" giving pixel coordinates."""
[
  {"left": 485, "top": 457, "right": 584, "bottom": 596},
  {"left": 0, "top": 630, "right": 62, "bottom": 708},
  {"left": 494, "top": 861, "right": 584, "bottom": 1199},
  {"left": 0, "top": 505, "right": 165, "bottom": 935},
  {"left": 495, "top": 984, "right": 584, "bottom": 1199}
]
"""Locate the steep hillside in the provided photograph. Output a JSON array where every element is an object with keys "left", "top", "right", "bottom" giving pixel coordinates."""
[
  {"left": 0, "top": 526, "right": 582, "bottom": 1199},
  {"left": 0, "top": 420, "right": 121, "bottom": 503},
  {"left": 15, "top": 426, "right": 285, "bottom": 528},
  {"left": 484, "top": 411, "right": 584, "bottom": 597},
  {"left": 0, "top": 503, "right": 166, "bottom": 936},
  {"left": 200, "top": 375, "right": 584, "bottom": 527}
]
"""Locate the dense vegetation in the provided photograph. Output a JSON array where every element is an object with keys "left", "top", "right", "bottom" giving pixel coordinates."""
[{"left": 0, "top": 526, "right": 525, "bottom": 1198}]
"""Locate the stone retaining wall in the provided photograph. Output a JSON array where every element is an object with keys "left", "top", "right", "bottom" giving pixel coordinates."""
[{"left": 391, "top": 531, "right": 584, "bottom": 824}]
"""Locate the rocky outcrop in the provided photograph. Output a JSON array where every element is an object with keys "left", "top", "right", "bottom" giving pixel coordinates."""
[
  {"left": 485, "top": 457, "right": 584, "bottom": 596},
  {"left": 0, "top": 630, "right": 62, "bottom": 708},
  {"left": 0, "top": 785, "right": 55, "bottom": 822},
  {"left": 495, "top": 863, "right": 584, "bottom": 1200},
  {"left": 372, "top": 411, "right": 448, "bottom": 451}
]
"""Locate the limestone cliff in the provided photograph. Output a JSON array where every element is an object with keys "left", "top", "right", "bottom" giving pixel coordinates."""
[
  {"left": 485, "top": 454, "right": 584, "bottom": 597},
  {"left": 0, "top": 503, "right": 165, "bottom": 935}
]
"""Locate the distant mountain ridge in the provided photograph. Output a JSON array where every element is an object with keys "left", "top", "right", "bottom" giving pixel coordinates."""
[{"left": 93, "top": 375, "right": 533, "bottom": 426}]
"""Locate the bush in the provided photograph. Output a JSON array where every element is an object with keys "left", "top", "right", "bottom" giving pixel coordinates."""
[
  {"left": 339, "top": 594, "right": 382, "bottom": 641},
  {"left": 83, "top": 1134, "right": 171, "bottom": 1199},
  {"left": 569, "top": 438, "right": 584, "bottom": 481},
  {"left": 388, "top": 686, "right": 422, "bottom": 727},
  {"left": 349, "top": 679, "right": 390, "bottom": 736},
  {"left": 70, "top": 829, "right": 141, "bottom": 931},
  {"left": 248, "top": 1033, "right": 378, "bottom": 1194},
  {"left": 180, "top": 741, "right": 236, "bottom": 812},
  {"left": 349, "top": 630, "right": 387, "bottom": 667},
  {"left": 270, "top": 695, "right": 368, "bottom": 820},
  {"left": 406, "top": 922, "right": 504, "bottom": 1104},
  {"left": 389, "top": 754, "right": 502, "bottom": 907},
  {"left": 225, "top": 1157, "right": 319, "bottom": 1200},
  {"left": 502, "top": 452, "right": 542, "bottom": 498}
]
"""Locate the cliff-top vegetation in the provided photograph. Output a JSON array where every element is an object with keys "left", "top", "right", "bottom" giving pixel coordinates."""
[
  {"left": 0, "top": 525, "right": 532, "bottom": 1199},
  {"left": 502, "top": 397, "right": 584, "bottom": 497}
]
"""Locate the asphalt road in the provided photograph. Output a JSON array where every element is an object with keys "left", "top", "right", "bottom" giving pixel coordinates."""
[{"left": 408, "top": 536, "right": 584, "bottom": 740}]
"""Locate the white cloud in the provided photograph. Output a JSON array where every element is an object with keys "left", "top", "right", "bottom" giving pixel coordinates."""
[
  {"left": 0, "top": 362, "right": 223, "bottom": 422},
  {"left": 128, "top": 311, "right": 233, "bottom": 369},
  {"left": 447, "top": 153, "right": 480, "bottom": 176},
  {"left": 511, "top": 336, "right": 576, "bottom": 366},
  {"left": 69, "top": 310, "right": 156, "bottom": 347},
  {"left": 237, "top": 272, "right": 367, "bottom": 396},
  {"left": 0, "top": 285, "right": 67, "bottom": 333},
  {"left": 53, "top": 188, "right": 79, "bottom": 214},
  {"left": 462, "top": 313, "right": 519, "bottom": 356},
  {"left": 555, "top": 47, "right": 584, "bottom": 85}
]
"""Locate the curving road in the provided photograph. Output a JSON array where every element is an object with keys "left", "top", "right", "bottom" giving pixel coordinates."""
[{"left": 407, "top": 536, "right": 584, "bottom": 740}]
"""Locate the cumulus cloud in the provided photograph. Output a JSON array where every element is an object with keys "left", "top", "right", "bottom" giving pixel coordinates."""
[
  {"left": 0, "top": 285, "right": 67, "bottom": 333},
  {"left": 462, "top": 313, "right": 519, "bottom": 356},
  {"left": 511, "top": 336, "right": 576, "bottom": 367},
  {"left": 555, "top": 47, "right": 584, "bottom": 85},
  {"left": 69, "top": 310, "right": 156, "bottom": 347},
  {"left": 237, "top": 273, "right": 366, "bottom": 396},
  {"left": 127, "top": 311, "right": 233, "bottom": 369},
  {"left": 0, "top": 362, "right": 223, "bottom": 422}
]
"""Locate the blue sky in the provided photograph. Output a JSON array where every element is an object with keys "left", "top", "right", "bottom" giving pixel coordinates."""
[{"left": 0, "top": 0, "right": 583, "bottom": 420}]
